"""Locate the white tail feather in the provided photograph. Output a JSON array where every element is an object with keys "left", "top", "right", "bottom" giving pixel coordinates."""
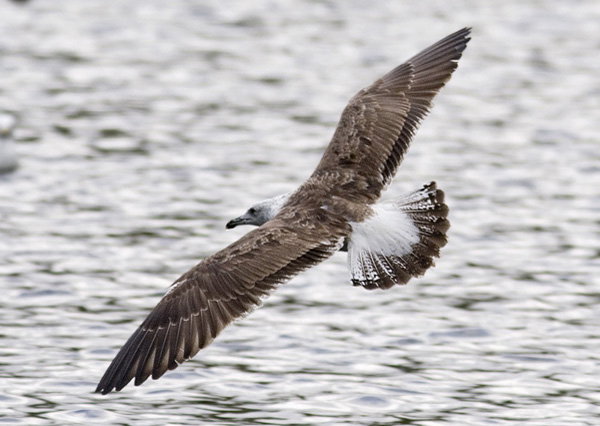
[{"left": 347, "top": 182, "right": 449, "bottom": 290}]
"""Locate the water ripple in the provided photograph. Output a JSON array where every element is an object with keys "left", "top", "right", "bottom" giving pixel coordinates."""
[{"left": 1, "top": 0, "right": 600, "bottom": 425}]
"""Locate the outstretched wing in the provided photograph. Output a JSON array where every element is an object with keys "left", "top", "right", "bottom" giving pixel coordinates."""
[
  {"left": 96, "top": 214, "right": 348, "bottom": 394},
  {"left": 313, "top": 28, "right": 471, "bottom": 203}
]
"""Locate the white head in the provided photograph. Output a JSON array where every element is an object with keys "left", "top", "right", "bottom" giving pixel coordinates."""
[{"left": 226, "top": 193, "right": 290, "bottom": 229}]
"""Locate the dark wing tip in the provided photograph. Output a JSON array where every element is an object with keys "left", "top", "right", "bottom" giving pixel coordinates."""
[
  {"left": 439, "top": 27, "right": 472, "bottom": 54},
  {"left": 95, "top": 306, "right": 215, "bottom": 394},
  {"left": 95, "top": 327, "right": 149, "bottom": 394},
  {"left": 453, "top": 27, "right": 471, "bottom": 56},
  {"left": 407, "top": 27, "right": 472, "bottom": 68}
]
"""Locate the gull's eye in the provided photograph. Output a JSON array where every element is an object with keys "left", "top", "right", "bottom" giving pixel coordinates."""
[{"left": 248, "top": 207, "right": 256, "bottom": 215}]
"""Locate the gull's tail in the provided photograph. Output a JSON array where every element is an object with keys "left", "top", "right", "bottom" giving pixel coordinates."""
[{"left": 347, "top": 182, "right": 449, "bottom": 289}]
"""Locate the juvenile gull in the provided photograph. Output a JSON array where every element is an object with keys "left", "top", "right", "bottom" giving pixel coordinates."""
[{"left": 96, "top": 28, "right": 471, "bottom": 394}]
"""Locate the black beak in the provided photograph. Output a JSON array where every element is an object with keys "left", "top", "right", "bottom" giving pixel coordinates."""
[{"left": 225, "top": 217, "right": 244, "bottom": 229}]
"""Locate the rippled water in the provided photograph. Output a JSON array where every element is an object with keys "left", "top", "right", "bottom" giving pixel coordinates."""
[{"left": 1, "top": 1, "right": 599, "bottom": 425}]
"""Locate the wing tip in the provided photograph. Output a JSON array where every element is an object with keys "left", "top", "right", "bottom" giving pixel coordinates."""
[
  {"left": 455, "top": 27, "right": 472, "bottom": 53},
  {"left": 94, "top": 380, "right": 118, "bottom": 395},
  {"left": 95, "top": 364, "right": 157, "bottom": 395},
  {"left": 94, "top": 370, "right": 131, "bottom": 395}
]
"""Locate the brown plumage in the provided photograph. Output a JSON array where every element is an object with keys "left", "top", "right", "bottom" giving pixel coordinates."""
[
  {"left": 96, "top": 28, "right": 470, "bottom": 394},
  {"left": 314, "top": 28, "right": 470, "bottom": 204},
  {"left": 97, "top": 214, "right": 348, "bottom": 393}
]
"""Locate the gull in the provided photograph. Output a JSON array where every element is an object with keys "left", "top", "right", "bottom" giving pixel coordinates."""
[
  {"left": 96, "top": 28, "right": 470, "bottom": 394},
  {"left": 0, "top": 114, "right": 18, "bottom": 174}
]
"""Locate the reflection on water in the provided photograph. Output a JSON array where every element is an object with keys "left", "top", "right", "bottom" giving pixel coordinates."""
[{"left": 1, "top": 1, "right": 599, "bottom": 425}]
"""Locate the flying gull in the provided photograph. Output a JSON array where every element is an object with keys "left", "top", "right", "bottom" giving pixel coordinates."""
[{"left": 96, "top": 28, "right": 471, "bottom": 394}]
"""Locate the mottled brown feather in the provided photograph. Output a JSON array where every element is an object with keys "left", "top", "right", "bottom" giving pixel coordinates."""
[
  {"left": 313, "top": 28, "right": 471, "bottom": 204},
  {"left": 96, "top": 213, "right": 348, "bottom": 394}
]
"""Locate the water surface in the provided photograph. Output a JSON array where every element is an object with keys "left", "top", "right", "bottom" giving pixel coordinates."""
[{"left": 0, "top": 1, "right": 599, "bottom": 425}]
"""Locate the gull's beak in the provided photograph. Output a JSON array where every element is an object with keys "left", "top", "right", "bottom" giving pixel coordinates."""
[{"left": 226, "top": 216, "right": 246, "bottom": 229}]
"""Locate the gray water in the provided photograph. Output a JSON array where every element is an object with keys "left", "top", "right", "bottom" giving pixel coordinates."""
[{"left": 1, "top": 1, "right": 599, "bottom": 425}]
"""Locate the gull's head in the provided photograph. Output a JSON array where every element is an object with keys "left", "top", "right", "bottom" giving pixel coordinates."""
[{"left": 226, "top": 192, "right": 290, "bottom": 229}]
